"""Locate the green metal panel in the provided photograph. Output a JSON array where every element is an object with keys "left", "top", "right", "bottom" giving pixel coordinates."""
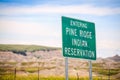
[{"left": 62, "top": 16, "right": 96, "bottom": 60}]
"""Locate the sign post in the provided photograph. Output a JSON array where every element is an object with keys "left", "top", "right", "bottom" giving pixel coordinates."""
[
  {"left": 65, "top": 58, "right": 68, "bottom": 80},
  {"left": 89, "top": 60, "right": 92, "bottom": 80},
  {"left": 62, "top": 16, "right": 96, "bottom": 80}
]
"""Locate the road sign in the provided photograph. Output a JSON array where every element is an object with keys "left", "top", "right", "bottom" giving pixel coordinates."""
[{"left": 62, "top": 16, "right": 96, "bottom": 60}]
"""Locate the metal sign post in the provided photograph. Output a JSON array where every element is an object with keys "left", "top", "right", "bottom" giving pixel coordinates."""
[
  {"left": 89, "top": 60, "right": 92, "bottom": 80},
  {"left": 65, "top": 57, "right": 68, "bottom": 80}
]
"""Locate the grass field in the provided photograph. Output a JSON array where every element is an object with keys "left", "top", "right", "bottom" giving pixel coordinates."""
[
  {"left": 1, "top": 74, "right": 119, "bottom": 80},
  {"left": 0, "top": 66, "right": 119, "bottom": 80},
  {"left": 0, "top": 74, "right": 102, "bottom": 80}
]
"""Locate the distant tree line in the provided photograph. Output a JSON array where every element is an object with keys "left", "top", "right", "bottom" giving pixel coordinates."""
[
  {"left": 11, "top": 49, "right": 57, "bottom": 56},
  {"left": 12, "top": 50, "right": 27, "bottom": 56}
]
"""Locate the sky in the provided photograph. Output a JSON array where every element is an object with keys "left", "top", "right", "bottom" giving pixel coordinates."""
[{"left": 0, "top": 0, "right": 120, "bottom": 58}]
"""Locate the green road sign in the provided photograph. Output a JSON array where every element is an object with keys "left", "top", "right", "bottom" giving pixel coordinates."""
[{"left": 62, "top": 16, "right": 96, "bottom": 60}]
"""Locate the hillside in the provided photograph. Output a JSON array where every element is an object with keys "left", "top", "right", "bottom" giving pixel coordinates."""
[
  {"left": 0, "top": 44, "right": 60, "bottom": 56},
  {"left": 107, "top": 54, "right": 120, "bottom": 62},
  {"left": 0, "top": 44, "right": 120, "bottom": 79}
]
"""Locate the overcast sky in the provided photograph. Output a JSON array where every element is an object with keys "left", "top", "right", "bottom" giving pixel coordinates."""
[{"left": 0, "top": 0, "right": 120, "bottom": 58}]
